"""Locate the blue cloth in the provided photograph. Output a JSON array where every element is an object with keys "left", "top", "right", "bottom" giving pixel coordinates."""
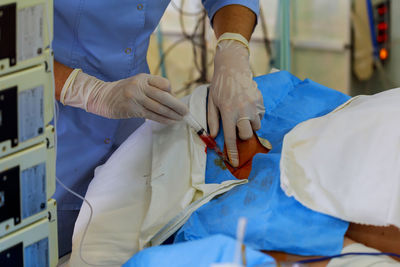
[
  {"left": 175, "top": 71, "right": 351, "bottom": 256},
  {"left": 53, "top": 0, "right": 260, "bottom": 257},
  {"left": 123, "top": 235, "right": 274, "bottom": 267}
]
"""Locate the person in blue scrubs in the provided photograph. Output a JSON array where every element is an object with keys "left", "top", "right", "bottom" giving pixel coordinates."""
[{"left": 53, "top": 0, "right": 263, "bottom": 257}]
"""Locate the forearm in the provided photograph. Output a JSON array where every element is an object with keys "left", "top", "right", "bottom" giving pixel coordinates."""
[
  {"left": 53, "top": 60, "right": 188, "bottom": 122},
  {"left": 212, "top": 4, "right": 257, "bottom": 41},
  {"left": 54, "top": 60, "right": 73, "bottom": 101},
  {"left": 346, "top": 223, "right": 400, "bottom": 255},
  {"left": 266, "top": 237, "right": 356, "bottom": 267}
]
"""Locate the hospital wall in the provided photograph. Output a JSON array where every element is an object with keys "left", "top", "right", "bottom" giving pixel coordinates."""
[{"left": 147, "top": 0, "right": 400, "bottom": 97}]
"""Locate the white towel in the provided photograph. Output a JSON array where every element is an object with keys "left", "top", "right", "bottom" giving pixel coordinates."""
[
  {"left": 280, "top": 88, "right": 400, "bottom": 228},
  {"left": 68, "top": 85, "right": 245, "bottom": 266}
]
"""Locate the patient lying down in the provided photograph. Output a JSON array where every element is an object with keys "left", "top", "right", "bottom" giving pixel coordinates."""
[
  {"left": 226, "top": 133, "right": 400, "bottom": 265},
  {"left": 69, "top": 74, "right": 400, "bottom": 266}
]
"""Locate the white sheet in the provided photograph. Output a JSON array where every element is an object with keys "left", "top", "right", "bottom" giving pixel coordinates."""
[
  {"left": 68, "top": 85, "right": 245, "bottom": 266},
  {"left": 327, "top": 243, "right": 399, "bottom": 266},
  {"left": 280, "top": 88, "right": 400, "bottom": 228}
]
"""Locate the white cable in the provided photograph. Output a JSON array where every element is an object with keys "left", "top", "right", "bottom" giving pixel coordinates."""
[
  {"left": 44, "top": 1, "right": 106, "bottom": 266},
  {"left": 54, "top": 177, "right": 105, "bottom": 266}
]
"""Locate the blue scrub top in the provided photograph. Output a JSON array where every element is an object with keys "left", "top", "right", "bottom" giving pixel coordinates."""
[{"left": 53, "top": 0, "right": 259, "bottom": 257}]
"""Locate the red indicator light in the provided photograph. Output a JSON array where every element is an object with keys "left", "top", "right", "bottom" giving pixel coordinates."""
[
  {"left": 378, "top": 6, "right": 387, "bottom": 15},
  {"left": 377, "top": 34, "right": 388, "bottom": 43},
  {"left": 378, "top": 22, "right": 388, "bottom": 31},
  {"left": 379, "top": 48, "right": 388, "bottom": 60}
]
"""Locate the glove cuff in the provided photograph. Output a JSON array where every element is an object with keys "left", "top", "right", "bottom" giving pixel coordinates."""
[
  {"left": 60, "top": 68, "right": 82, "bottom": 105},
  {"left": 216, "top": 32, "right": 250, "bottom": 53}
]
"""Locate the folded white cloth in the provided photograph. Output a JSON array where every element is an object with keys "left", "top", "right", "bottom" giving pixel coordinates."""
[
  {"left": 280, "top": 88, "right": 400, "bottom": 228},
  {"left": 327, "top": 242, "right": 400, "bottom": 267},
  {"left": 68, "top": 85, "right": 245, "bottom": 267}
]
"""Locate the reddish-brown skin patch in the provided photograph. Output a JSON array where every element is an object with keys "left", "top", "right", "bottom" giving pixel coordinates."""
[{"left": 223, "top": 134, "right": 270, "bottom": 179}]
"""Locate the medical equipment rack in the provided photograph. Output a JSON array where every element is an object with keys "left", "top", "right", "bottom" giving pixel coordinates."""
[{"left": 0, "top": 0, "right": 58, "bottom": 266}]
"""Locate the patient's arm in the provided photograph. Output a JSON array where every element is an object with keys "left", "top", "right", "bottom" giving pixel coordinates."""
[
  {"left": 224, "top": 137, "right": 400, "bottom": 262},
  {"left": 266, "top": 237, "right": 356, "bottom": 267},
  {"left": 267, "top": 233, "right": 400, "bottom": 265},
  {"left": 346, "top": 223, "right": 400, "bottom": 255}
]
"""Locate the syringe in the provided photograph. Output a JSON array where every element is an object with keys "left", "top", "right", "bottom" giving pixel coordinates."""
[{"left": 183, "top": 113, "right": 232, "bottom": 166}]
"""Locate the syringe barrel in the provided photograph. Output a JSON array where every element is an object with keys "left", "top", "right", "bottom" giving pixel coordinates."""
[{"left": 183, "top": 113, "right": 204, "bottom": 133}]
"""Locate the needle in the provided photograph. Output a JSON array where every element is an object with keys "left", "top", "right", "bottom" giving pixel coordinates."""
[{"left": 183, "top": 113, "right": 235, "bottom": 167}]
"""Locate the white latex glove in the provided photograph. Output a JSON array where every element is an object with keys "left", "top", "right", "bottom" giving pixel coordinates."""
[
  {"left": 61, "top": 70, "right": 188, "bottom": 123},
  {"left": 208, "top": 34, "right": 265, "bottom": 167}
]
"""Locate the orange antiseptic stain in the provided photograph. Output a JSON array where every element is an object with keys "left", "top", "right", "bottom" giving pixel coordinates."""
[
  {"left": 224, "top": 134, "right": 271, "bottom": 179},
  {"left": 214, "top": 157, "right": 227, "bottom": 170}
]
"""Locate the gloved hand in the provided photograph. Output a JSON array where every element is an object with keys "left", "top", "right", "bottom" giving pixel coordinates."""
[
  {"left": 208, "top": 33, "right": 265, "bottom": 167},
  {"left": 61, "top": 70, "right": 188, "bottom": 123}
]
